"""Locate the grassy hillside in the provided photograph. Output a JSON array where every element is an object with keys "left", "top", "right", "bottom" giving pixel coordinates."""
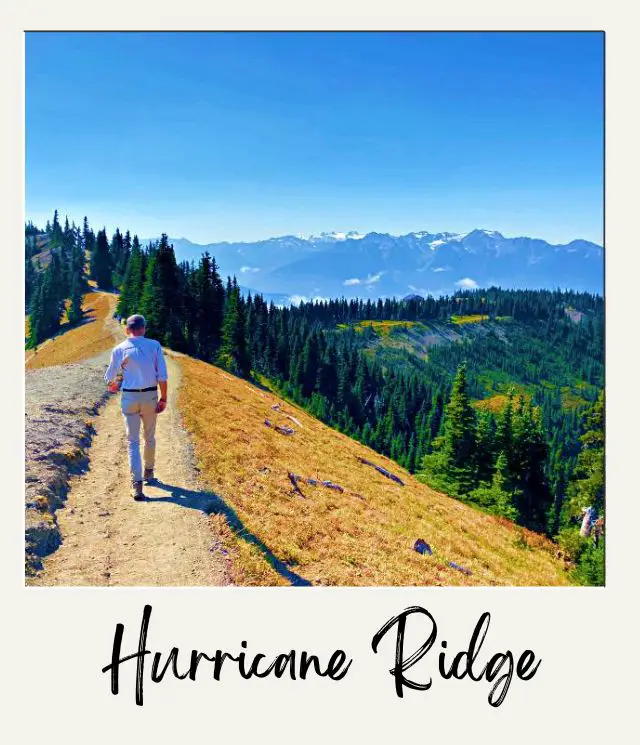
[
  {"left": 25, "top": 291, "right": 120, "bottom": 369},
  {"left": 177, "top": 354, "right": 574, "bottom": 586},
  {"left": 352, "top": 315, "right": 600, "bottom": 410}
]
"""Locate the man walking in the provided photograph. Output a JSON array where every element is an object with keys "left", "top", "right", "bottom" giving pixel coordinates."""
[{"left": 104, "top": 314, "right": 168, "bottom": 500}]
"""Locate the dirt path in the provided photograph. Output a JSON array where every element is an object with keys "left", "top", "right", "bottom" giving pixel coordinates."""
[{"left": 31, "top": 355, "right": 230, "bottom": 586}]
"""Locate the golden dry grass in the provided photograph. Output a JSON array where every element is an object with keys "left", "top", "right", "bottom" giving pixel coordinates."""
[
  {"left": 474, "top": 394, "right": 511, "bottom": 413},
  {"left": 177, "top": 355, "right": 574, "bottom": 587},
  {"left": 356, "top": 320, "right": 420, "bottom": 336},
  {"left": 451, "top": 314, "right": 490, "bottom": 325},
  {"left": 474, "top": 391, "right": 536, "bottom": 414},
  {"left": 25, "top": 292, "right": 120, "bottom": 369}
]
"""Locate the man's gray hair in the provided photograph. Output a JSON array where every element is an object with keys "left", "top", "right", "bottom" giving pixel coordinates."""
[{"left": 126, "top": 314, "right": 146, "bottom": 331}]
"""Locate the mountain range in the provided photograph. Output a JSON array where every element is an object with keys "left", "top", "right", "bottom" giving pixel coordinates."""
[{"left": 160, "top": 229, "right": 603, "bottom": 303}]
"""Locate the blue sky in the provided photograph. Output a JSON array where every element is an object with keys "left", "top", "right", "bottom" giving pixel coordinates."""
[{"left": 26, "top": 31, "right": 604, "bottom": 245}]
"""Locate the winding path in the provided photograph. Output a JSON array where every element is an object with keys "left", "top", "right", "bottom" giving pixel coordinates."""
[{"left": 31, "top": 354, "right": 230, "bottom": 586}]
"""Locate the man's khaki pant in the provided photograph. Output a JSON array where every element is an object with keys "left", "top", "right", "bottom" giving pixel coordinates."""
[{"left": 121, "top": 390, "right": 158, "bottom": 482}]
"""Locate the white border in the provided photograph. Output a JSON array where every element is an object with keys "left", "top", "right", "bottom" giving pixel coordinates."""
[{"left": 3, "top": 4, "right": 639, "bottom": 742}]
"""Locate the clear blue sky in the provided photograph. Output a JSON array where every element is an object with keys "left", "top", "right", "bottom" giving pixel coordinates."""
[{"left": 26, "top": 31, "right": 604, "bottom": 245}]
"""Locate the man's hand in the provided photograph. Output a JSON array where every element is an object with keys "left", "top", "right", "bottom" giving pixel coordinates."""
[
  {"left": 107, "top": 382, "right": 119, "bottom": 394},
  {"left": 156, "top": 398, "right": 167, "bottom": 414}
]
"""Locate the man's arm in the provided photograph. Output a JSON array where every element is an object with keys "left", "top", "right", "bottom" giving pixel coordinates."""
[
  {"left": 104, "top": 347, "right": 121, "bottom": 392},
  {"left": 156, "top": 343, "right": 169, "bottom": 413},
  {"left": 156, "top": 379, "right": 168, "bottom": 412}
]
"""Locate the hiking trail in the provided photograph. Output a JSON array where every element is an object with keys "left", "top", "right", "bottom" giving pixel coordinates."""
[{"left": 30, "top": 342, "right": 230, "bottom": 586}]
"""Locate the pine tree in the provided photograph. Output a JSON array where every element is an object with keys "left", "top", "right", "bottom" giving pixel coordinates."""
[
  {"left": 495, "top": 391, "right": 515, "bottom": 465},
  {"left": 475, "top": 410, "right": 496, "bottom": 483},
  {"left": 83, "top": 216, "right": 95, "bottom": 258},
  {"left": 71, "top": 224, "right": 85, "bottom": 280},
  {"left": 140, "top": 253, "right": 163, "bottom": 337},
  {"left": 66, "top": 271, "right": 84, "bottom": 324},
  {"left": 117, "top": 237, "right": 145, "bottom": 318},
  {"left": 190, "top": 252, "right": 223, "bottom": 361},
  {"left": 51, "top": 209, "right": 62, "bottom": 245},
  {"left": 48, "top": 250, "right": 66, "bottom": 306},
  {"left": 509, "top": 399, "right": 551, "bottom": 530},
  {"left": 27, "top": 262, "right": 63, "bottom": 347},
  {"left": 25, "top": 254, "right": 37, "bottom": 310},
  {"left": 301, "top": 331, "right": 320, "bottom": 397},
  {"left": 565, "top": 389, "right": 604, "bottom": 520},
  {"left": 217, "top": 284, "right": 250, "bottom": 377},
  {"left": 26, "top": 279, "right": 44, "bottom": 348},
  {"left": 489, "top": 452, "right": 519, "bottom": 521},
  {"left": 218, "top": 284, "right": 239, "bottom": 372},
  {"left": 110, "top": 228, "right": 126, "bottom": 286},
  {"left": 421, "top": 363, "right": 478, "bottom": 494},
  {"left": 139, "top": 235, "right": 184, "bottom": 349},
  {"left": 117, "top": 230, "right": 132, "bottom": 286},
  {"left": 557, "top": 391, "right": 605, "bottom": 585},
  {"left": 59, "top": 216, "right": 74, "bottom": 295},
  {"left": 91, "top": 229, "right": 113, "bottom": 289}
]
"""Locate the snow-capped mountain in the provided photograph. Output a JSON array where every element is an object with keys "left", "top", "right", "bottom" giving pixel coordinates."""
[
  {"left": 303, "top": 231, "right": 367, "bottom": 242},
  {"left": 164, "top": 228, "right": 603, "bottom": 303}
]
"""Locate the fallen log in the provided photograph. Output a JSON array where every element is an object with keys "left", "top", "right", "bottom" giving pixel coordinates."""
[
  {"left": 321, "top": 480, "right": 344, "bottom": 493},
  {"left": 357, "top": 457, "right": 405, "bottom": 486},
  {"left": 286, "top": 414, "right": 304, "bottom": 429},
  {"left": 448, "top": 561, "right": 472, "bottom": 576},
  {"left": 287, "top": 472, "right": 305, "bottom": 497},
  {"left": 276, "top": 425, "right": 295, "bottom": 435},
  {"left": 291, "top": 474, "right": 348, "bottom": 496},
  {"left": 264, "top": 419, "right": 295, "bottom": 436}
]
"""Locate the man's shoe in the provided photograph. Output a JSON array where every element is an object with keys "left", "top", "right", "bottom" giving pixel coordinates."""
[
  {"left": 131, "top": 481, "right": 145, "bottom": 501},
  {"left": 143, "top": 468, "right": 155, "bottom": 484}
]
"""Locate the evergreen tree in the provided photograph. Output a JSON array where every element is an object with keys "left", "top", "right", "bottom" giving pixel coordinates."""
[
  {"left": 50, "top": 209, "right": 62, "bottom": 245},
  {"left": 91, "top": 228, "right": 113, "bottom": 289},
  {"left": 110, "top": 228, "right": 127, "bottom": 286},
  {"left": 217, "top": 283, "right": 251, "bottom": 377},
  {"left": 556, "top": 390, "right": 605, "bottom": 585},
  {"left": 475, "top": 409, "right": 496, "bottom": 482},
  {"left": 83, "top": 216, "right": 95, "bottom": 258},
  {"left": 564, "top": 389, "right": 604, "bottom": 520},
  {"left": 469, "top": 451, "right": 519, "bottom": 521},
  {"left": 510, "top": 400, "right": 551, "bottom": 531},
  {"left": 190, "top": 252, "right": 223, "bottom": 360},
  {"left": 25, "top": 254, "right": 37, "bottom": 310},
  {"left": 26, "top": 280, "right": 44, "bottom": 348},
  {"left": 66, "top": 271, "right": 84, "bottom": 324},
  {"left": 420, "top": 363, "right": 478, "bottom": 495},
  {"left": 139, "top": 235, "right": 184, "bottom": 349},
  {"left": 117, "top": 236, "right": 145, "bottom": 318},
  {"left": 26, "top": 262, "right": 63, "bottom": 347},
  {"left": 48, "top": 250, "right": 66, "bottom": 305}
]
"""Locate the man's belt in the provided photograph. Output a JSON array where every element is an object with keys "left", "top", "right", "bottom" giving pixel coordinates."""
[{"left": 121, "top": 386, "right": 158, "bottom": 393}]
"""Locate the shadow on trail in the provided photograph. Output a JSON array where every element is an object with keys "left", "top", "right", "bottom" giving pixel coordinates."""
[{"left": 143, "top": 480, "right": 312, "bottom": 587}]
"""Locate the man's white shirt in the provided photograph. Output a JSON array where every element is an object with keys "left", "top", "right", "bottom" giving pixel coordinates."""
[{"left": 104, "top": 337, "right": 168, "bottom": 389}]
